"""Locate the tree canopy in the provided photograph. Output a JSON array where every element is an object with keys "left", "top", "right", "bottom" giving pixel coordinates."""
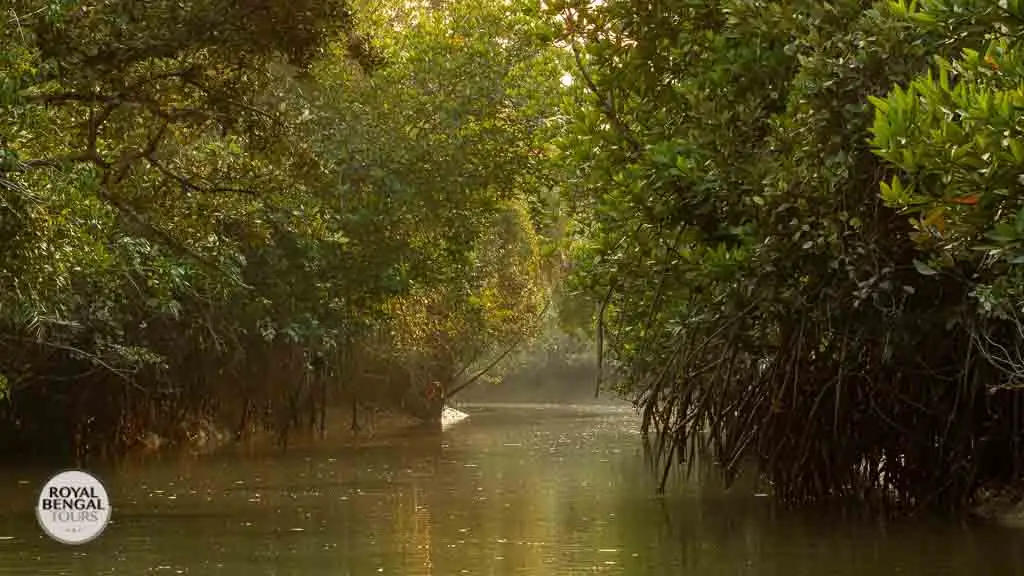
[{"left": 0, "top": 0, "right": 567, "bottom": 459}]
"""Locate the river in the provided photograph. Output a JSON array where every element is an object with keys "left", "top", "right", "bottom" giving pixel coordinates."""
[{"left": 1, "top": 403, "right": 1023, "bottom": 575}]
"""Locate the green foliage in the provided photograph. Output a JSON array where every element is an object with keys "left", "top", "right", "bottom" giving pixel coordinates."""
[
  {"left": 306, "top": 0, "right": 566, "bottom": 391},
  {"left": 870, "top": 1, "right": 1024, "bottom": 312},
  {"left": 557, "top": 0, "right": 1024, "bottom": 511},
  {"left": 0, "top": 0, "right": 565, "bottom": 458}
]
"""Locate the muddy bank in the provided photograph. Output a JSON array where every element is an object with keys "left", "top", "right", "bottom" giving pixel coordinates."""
[
  {"left": 971, "top": 485, "right": 1024, "bottom": 527},
  {"left": 126, "top": 405, "right": 429, "bottom": 460}
]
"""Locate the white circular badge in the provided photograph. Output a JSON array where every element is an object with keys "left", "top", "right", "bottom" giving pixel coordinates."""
[{"left": 36, "top": 470, "right": 111, "bottom": 545}]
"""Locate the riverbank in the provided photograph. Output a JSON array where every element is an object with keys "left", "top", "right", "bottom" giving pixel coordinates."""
[
  {"left": 126, "top": 405, "right": 428, "bottom": 460},
  {"left": 971, "top": 484, "right": 1024, "bottom": 527}
]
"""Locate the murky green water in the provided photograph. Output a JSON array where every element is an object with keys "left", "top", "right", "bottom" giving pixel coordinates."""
[{"left": 1, "top": 403, "right": 1023, "bottom": 575}]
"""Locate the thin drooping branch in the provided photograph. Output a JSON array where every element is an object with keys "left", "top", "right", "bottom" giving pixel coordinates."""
[
  {"left": 447, "top": 300, "right": 552, "bottom": 399},
  {"left": 0, "top": 335, "right": 145, "bottom": 392},
  {"left": 595, "top": 279, "right": 616, "bottom": 398},
  {"left": 593, "top": 221, "right": 647, "bottom": 397},
  {"left": 449, "top": 346, "right": 484, "bottom": 387},
  {"left": 631, "top": 224, "right": 686, "bottom": 384},
  {"left": 445, "top": 341, "right": 519, "bottom": 399}
]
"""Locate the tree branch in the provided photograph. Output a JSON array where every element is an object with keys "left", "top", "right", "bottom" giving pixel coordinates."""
[
  {"left": 22, "top": 92, "right": 120, "bottom": 106},
  {"left": 145, "top": 156, "right": 257, "bottom": 195},
  {"left": 447, "top": 300, "right": 552, "bottom": 399},
  {"left": 93, "top": 182, "right": 252, "bottom": 289},
  {"left": 0, "top": 335, "right": 145, "bottom": 392},
  {"left": 105, "top": 121, "right": 169, "bottom": 185},
  {"left": 569, "top": 41, "right": 641, "bottom": 153},
  {"left": 595, "top": 279, "right": 617, "bottom": 398},
  {"left": 180, "top": 77, "right": 280, "bottom": 124},
  {"left": 8, "top": 70, "right": 258, "bottom": 289}
]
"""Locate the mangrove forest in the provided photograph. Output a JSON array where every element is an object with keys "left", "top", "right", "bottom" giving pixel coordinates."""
[{"left": 4, "top": 0, "right": 1024, "bottom": 516}]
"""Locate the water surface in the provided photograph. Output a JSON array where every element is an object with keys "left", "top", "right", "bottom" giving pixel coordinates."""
[{"left": 1, "top": 403, "right": 1023, "bottom": 575}]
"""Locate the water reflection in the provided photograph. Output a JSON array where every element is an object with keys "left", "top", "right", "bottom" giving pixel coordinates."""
[{"left": 0, "top": 403, "right": 1022, "bottom": 575}]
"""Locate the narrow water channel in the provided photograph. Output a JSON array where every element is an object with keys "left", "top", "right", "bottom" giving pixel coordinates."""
[{"left": 1, "top": 403, "right": 1023, "bottom": 575}]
